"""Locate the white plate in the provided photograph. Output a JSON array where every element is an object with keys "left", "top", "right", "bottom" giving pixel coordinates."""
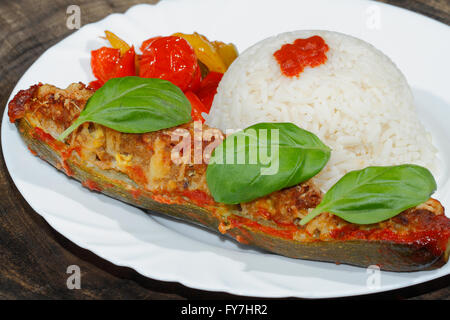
[{"left": 2, "top": 0, "right": 450, "bottom": 298}]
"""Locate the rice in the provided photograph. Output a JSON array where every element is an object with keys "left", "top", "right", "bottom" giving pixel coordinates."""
[{"left": 206, "top": 30, "right": 437, "bottom": 191}]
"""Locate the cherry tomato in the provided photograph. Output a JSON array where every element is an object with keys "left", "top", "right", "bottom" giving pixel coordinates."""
[
  {"left": 185, "top": 64, "right": 201, "bottom": 93},
  {"left": 91, "top": 47, "right": 120, "bottom": 84},
  {"left": 91, "top": 46, "right": 136, "bottom": 86},
  {"left": 140, "top": 36, "right": 162, "bottom": 52},
  {"left": 87, "top": 80, "right": 103, "bottom": 91},
  {"left": 196, "top": 72, "right": 223, "bottom": 111},
  {"left": 139, "top": 36, "right": 199, "bottom": 92},
  {"left": 185, "top": 91, "right": 208, "bottom": 123},
  {"left": 114, "top": 47, "right": 136, "bottom": 78}
]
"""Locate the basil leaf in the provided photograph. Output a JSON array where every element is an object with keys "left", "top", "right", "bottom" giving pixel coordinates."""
[
  {"left": 300, "top": 164, "right": 437, "bottom": 225},
  {"left": 58, "top": 77, "right": 191, "bottom": 141},
  {"left": 206, "top": 122, "right": 331, "bottom": 204}
]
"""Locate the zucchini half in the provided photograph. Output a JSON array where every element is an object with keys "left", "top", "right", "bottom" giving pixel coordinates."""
[{"left": 16, "top": 118, "right": 450, "bottom": 272}]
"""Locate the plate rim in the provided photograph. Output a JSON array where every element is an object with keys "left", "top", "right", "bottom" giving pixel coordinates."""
[{"left": 2, "top": 0, "right": 450, "bottom": 298}]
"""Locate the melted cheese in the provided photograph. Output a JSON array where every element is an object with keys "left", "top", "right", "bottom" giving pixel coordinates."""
[{"left": 115, "top": 153, "right": 133, "bottom": 169}]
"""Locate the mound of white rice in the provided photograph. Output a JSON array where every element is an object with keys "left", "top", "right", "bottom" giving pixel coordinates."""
[{"left": 206, "top": 30, "right": 437, "bottom": 191}]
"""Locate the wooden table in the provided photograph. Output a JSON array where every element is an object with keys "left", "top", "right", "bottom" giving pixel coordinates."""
[{"left": 0, "top": 0, "right": 449, "bottom": 300}]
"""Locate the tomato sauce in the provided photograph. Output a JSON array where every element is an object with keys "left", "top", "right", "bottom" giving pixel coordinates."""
[
  {"left": 130, "top": 188, "right": 142, "bottom": 200},
  {"left": 61, "top": 146, "right": 81, "bottom": 160},
  {"left": 255, "top": 208, "right": 271, "bottom": 220},
  {"left": 82, "top": 179, "right": 102, "bottom": 192},
  {"left": 33, "top": 127, "right": 64, "bottom": 152},
  {"left": 235, "top": 235, "right": 250, "bottom": 245},
  {"left": 61, "top": 146, "right": 81, "bottom": 177},
  {"left": 152, "top": 194, "right": 181, "bottom": 205},
  {"left": 27, "top": 146, "right": 37, "bottom": 156},
  {"left": 127, "top": 165, "right": 148, "bottom": 186},
  {"left": 182, "top": 190, "right": 215, "bottom": 206},
  {"left": 33, "top": 127, "right": 83, "bottom": 177},
  {"left": 330, "top": 214, "right": 450, "bottom": 256},
  {"left": 274, "top": 35, "right": 329, "bottom": 77},
  {"left": 228, "top": 215, "right": 297, "bottom": 240}
]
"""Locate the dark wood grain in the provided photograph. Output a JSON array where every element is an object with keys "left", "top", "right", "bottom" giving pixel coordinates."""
[{"left": 0, "top": 0, "right": 449, "bottom": 300}]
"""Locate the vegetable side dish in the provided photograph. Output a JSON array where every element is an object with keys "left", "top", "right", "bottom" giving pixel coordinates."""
[{"left": 88, "top": 31, "right": 236, "bottom": 122}]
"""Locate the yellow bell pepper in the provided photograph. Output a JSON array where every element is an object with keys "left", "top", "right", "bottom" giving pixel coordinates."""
[
  {"left": 172, "top": 32, "right": 228, "bottom": 73},
  {"left": 104, "top": 30, "right": 131, "bottom": 56},
  {"left": 212, "top": 41, "right": 238, "bottom": 69}
]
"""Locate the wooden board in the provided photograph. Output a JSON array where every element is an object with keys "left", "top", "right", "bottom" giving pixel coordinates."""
[{"left": 0, "top": 0, "right": 449, "bottom": 299}]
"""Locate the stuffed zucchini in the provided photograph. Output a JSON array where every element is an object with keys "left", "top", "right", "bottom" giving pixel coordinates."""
[{"left": 8, "top": 82, "right": 450, "bottom": 272}]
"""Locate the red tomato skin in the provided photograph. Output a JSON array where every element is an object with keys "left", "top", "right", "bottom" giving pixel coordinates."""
[
  {"left": 139, "top": 36, "right": 198, "bottom": 92},
  {"left": 115, "top": 46, "right": 136, "bottom": 78},
  {"left": 185, "top": 64, "right": 202, "bottom": 93},
  {"left": 197, "top": 72, "right": 223, "bottom": 111},
  {"left": 199, "top": 92, "right": 215, "bottom": 112},
  {"left": 184, "top": 91, "right": 208, "bottom": 123},
  {"left": 91, "top": 46, "right": 136, "bottom": 86},
  {"left": 200, "top": 72, "right": 223, "bottom": 89},
  {"left": 88, "top": 80, "right": 103, "bottom": 91},
  {"left": 91, "top": 47, "right": 121, "bottom": 84},
  {"left": 140, "top": 36, "right": 162, "bottom": 52}
]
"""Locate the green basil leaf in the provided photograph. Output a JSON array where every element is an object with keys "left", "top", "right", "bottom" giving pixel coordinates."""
[
  {"left": 206, "top": 122, "right": 331, "bottom": 204},
  {"left": 300, "top": 164, "right": 437, "bottom": 225},
  {"left": 58, "top": 77, "right": 191, "bottom": 141}
]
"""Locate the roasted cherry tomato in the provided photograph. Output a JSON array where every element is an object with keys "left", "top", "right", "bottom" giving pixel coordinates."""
[
  {"left": 196, "top": 72, "right": 223, "bottom": 111},
  {"left": 185, "top": 91, "right": 208, "bottom": 123},
  {"left": 87, "top": 80, "right": 103, "bottom": 91},
  {"left": 91, "top": 46, "right": 136, "bottom": 86},
  {"left": 91, "top": 47, "right": 120, "bottom": 84},
  {"left": 140, "top": 36, "right": 162, "bottom": 52},
  {"left": 185, "top": 64, "right": 202, "bottom": 93},
  {"left": 114, "top": 47, "right": 136, "bottom": 78},
  {"left": 139, "top": 36, "right": 199, "bottom": 92}
]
